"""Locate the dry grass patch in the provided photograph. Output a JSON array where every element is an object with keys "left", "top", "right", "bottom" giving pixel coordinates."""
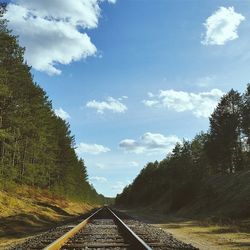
[
  {"left": 155, "top": 219, "right": 250, "bottom": 250},
  {"left": 123, "top": 208, "right": 250, "bottom": 250},
  {"left": 0, "top": 186, "right": 96, "bottom": 248}
]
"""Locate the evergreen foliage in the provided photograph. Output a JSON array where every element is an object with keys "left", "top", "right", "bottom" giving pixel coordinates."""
[
  {"left": 116, "top": 87, "right": 250, "bottom": 209},
  {"left": 0, "top": 5, "right": 105, "bottom": 204}
]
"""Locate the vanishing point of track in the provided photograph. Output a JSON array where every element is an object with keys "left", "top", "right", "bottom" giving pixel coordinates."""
[{"left": 44, "top": 207, "right": 153, "bottom": 250}]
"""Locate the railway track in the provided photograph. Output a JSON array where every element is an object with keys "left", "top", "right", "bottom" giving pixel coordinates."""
[{"left": 12, "top": 207, "right": 197, "bottom": 250}]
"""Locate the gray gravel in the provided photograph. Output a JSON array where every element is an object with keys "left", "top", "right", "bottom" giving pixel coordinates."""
[
  {"left": 9, "top": 224, "right": 78, "bottom": 250},
  {"left": 63, "top": 219, "right": 128, "bottom": 249},
  {"left": 8, "top": 211, "right": 198, "bottom": 250},
  {"left": 124, "top": 219, "right": 197, "bottom": 250}
]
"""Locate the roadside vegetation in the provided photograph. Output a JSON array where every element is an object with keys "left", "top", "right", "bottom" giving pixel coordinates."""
[
  {"left": 116, "top": 84, "right": 250, "bottom": 248},
  {"left": 0, "top": 5, "right": 105, "bottom": 204},
  {"left": 116, "top": 84, "right": 250, "bottom": 220},
  {"left": 123, "top": 208, "right": 250, "bottom": 250},
  {"left": 0, "top": 185, "right": 98, "bottom": 248}
]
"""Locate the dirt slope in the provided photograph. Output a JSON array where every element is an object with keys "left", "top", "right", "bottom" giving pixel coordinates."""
[{"left": 0, "top": 186, "right": 95, "bottom": 248}]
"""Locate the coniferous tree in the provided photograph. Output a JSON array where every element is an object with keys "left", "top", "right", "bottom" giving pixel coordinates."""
[
  {"left": 206, "top": 90, "right": 243, "bottom": 173},
  {"left": 116, "top": 87, "right": 250, "bottom": 209},
  {"left": 241, "top": 84, "right": 250, "bottom": 167},
  {"left": 0, "top": 5, "right": 105, "bottom": 204}
]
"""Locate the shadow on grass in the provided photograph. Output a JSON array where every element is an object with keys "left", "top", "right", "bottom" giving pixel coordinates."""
[
  {"left": 0, "top": 208, "right": 97, "bottom": 240},
  {"left": 207, "top": 219, "right": 250, "bottom": 234},
  {"left": 129, "top": 208, "right": 250, "bottom": 234},
  {"left": 231, "top": 242, "right": 250, "bottom": 248},
  {"left": 36, "top": 202, "right": 71, "bottom": 216},
  {"left": 158, "top": 222, "right": 202, "bottom": 229},
  {"left": 0, "top": 213, "right": 59, "bottom": 238}
]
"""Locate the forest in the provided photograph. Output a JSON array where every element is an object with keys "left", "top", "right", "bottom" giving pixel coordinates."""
[
  {"left": 116, "top": 85, "right": 250, "bottom": 215},
  {"left": 0, "top": 5, "right": 105, "bottom": 204}
]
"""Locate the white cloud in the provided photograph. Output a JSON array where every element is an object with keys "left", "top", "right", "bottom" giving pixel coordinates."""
[
  {"left": 89, "top": 176, "right": 107, "bottom": 182},
  {"left": 119, "top": 132, "right": 181, "bottom": 154},
  {"left": 148, "top": 92, "right": 155, "bottom": 98},
  {"left": 202, "top": 7, "right": 245, "bottom": 45},
  {"left": 143, "top": 89, "right": 224, "bottom": 118},
  {"left": 106, "top": 0, "right": 116, "bottom": 3},
  {"left": 128, "top": 161, "right": 139, "bottom": 167},
  {"left": 94, "top": 161, "right": 137, "bottom": 170},
  {"left": 5, "top": 0, "right": 115, "bottom": 75},
  {"left": 55, "top": 108, "right": 70, "bottom": 120},
  {"left": 142, "top": 100, "right": 159, "bottom": 107},
  {"left": 76, "top": 143, "right": 110, "bottom": 155},
  {"left": 86, "top": 97, "right": 127, "bottom": 114}
]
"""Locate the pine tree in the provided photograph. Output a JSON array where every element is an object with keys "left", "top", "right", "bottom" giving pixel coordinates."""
[
  {"left": 242, "top": 84, "right": 250, "bottom": 137},
  {"left": 0, "top": 5, "right": 104, "bottom": 204},
  {"left": 206, "top": 90, "right": 243, "bottom": 173}
]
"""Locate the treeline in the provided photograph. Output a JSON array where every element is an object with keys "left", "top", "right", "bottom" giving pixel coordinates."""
[
  {"left": 116, "top": 87, "right": 250, "bottom": 210},
  {"left": 0, "top": 5, "right": 104, "bottom": 204}
]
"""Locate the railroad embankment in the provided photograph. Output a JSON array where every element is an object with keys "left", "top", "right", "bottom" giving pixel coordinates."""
[
  {"left": 175, "top": 170, "right": 250, "bottom": 220},
  {"left": 117, "top": 170, "right": 250, "bottom": 219},
  {"left": 0, "top": 186, "right": 95, "bottom": 248},
  {"left": 117, "top": 171, "right": 250, "bottom": 249}
]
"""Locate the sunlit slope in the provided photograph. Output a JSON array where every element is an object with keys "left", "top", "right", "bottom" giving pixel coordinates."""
[{"left": 0, "top": 186, "right": 93, "bottom": 239}]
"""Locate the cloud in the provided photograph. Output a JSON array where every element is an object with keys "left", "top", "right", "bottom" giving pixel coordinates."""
[
  {"left": 89, "top": 176, "right": 107, "bottom": 182},
  {"left": 86, "top": 97, "right": 127, "bottom": 114},
  {"left": 94, "top": 158, "right": 140, "bottom": 170},
  {"left": 119, "top": 132, "right": 181, "bottom": 154},
  {"left": 5, "top": 0, "right": 115, "bottom": 75},
  {"left": 55, "top": 108, "right": 70, "bottom": 120},
  {"left": 128, "top": 161, "right": 139, "bottom": 167},
  {"left": 202, "top": 7, "right": 245, "bottom": 45},
  {"left": 76, "top": 143, "right": 110, "bottom": 155},
  {"left": 148, "top": 92, "right": 155, "bottom": 98},
  {"left": 106, "top": 0, "right": 117, "bottom": 3},
  {"left": 142, "top": 100, "right": 159, "bottom": 107},
  {"left": 143, "top": 89, "right": 224, "bottom": 118}
]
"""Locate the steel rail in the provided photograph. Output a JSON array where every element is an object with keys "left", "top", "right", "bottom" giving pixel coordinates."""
[
  {"left": 108, "top": 208, "right": 152, "bottom": 250},
  {"left": 43, "top": 207, "right": 103, "bottom": 250},
  {"left": 44, "top": 206, "right": 152, "bottom": 250}
]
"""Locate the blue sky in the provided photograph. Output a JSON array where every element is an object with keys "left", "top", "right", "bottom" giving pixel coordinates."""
[{"left": 5, "top": 0, "right": 250, "bottom": 197}]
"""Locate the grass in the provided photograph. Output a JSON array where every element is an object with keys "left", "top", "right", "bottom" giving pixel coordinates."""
[
  {"left": 0, "top": 185, "right": 96, "bottom": 249},
  {"left": 123, "top": 208, "right": 250, "bottom": 250},
  {"left": 156, "top": 219, "right": 250, "bottom": 250}
]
